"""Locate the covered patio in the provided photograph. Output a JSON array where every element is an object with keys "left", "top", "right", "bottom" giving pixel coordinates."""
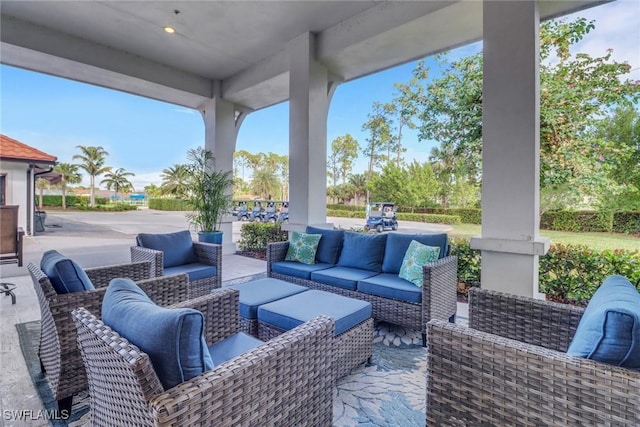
[{"left": 1, "top": 0, "right": 606, "bottom": 297}]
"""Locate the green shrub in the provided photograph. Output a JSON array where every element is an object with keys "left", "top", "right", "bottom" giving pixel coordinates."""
[
  {"left": 540, "top": 210, "right": 613, "bottom": 232},
  {"left": 74, "top": 203, "right": 137, "bottom": 211},
  {"left": 396, "top": 213, "right": 460, "bottom": 224},
  {"left": 326, "top": 204, "right": 362, "bottom": 212},
  {"left": 411, "top": 208, "right": 481, "bottom": 224},
  {"left": 613, "top": 211, "right": 640, "bottom": 235},
  {"left": 327, "top": 209, "right": 365, "bottom": 219},
  {"left": 237, "top": 222, "right": 288, "bottom": 251},
  {"left": 148, "top": 198, "right": 190, "bottom": 211},
  {"left": 450, "top": 237, "right": 481, "bottom": 285}
]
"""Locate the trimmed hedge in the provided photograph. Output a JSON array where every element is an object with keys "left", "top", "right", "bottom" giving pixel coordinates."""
[
  {"left": 237, "top": 222, "right": 288, "bottom": 251},
  {"left": 540, "top": 210, "right": 613, "bottom": 233},
  {"left": 613, "top": 211, "right": 640, "bottom": 235},
  {"left": 327, "top": 209, "right": 365, "bottom": 219},
  {"left": 328, "top": 209, "right": 460, "bottom": 224},
  {"left": 74, "top": 204, "right": 137, "bottom": 211},
  {"left": 411, "top": 208, "right": 481, "bottom": 224},
  {"left": 148, "top": 198, "right": 190, "bottom": 211},
  {"left": 327, "top": 204, "right": 362, "bottom": 212},
  {"left": 39, "top": 195, "right": 108, "bottom": 207},
  {"left": 452, "top": 237, "right": 640, "bottom": 305}
]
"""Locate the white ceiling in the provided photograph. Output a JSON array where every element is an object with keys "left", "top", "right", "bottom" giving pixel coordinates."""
[{"left": 1, "top": 1, "right": 604, "bottom": 111}]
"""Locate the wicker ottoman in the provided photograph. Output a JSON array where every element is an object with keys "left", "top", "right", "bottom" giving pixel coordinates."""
[
  {"left": 227, "top": 278, "right": 308, "bottom": 336},
  {"left": 257, "top": 289, "right": 373, "bottom": 378}
]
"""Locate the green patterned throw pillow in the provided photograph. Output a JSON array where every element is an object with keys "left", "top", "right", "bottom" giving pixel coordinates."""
[
  {"left": 285, "top": 231, "right": 322, "bottom": 265},
  {"left": 399, "top": 240, "right": 440, "bottom": 287}
]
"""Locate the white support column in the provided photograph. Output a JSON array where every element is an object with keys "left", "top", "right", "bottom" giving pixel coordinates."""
[
  {"left": 199, "top": 90, "right": 242, "bottom": 254},
  {"left": 470, "top": 1, "right": 549, "bottom": 297},
  {"left": 287, "top": 32, "right": 333, "bottom": 231}
]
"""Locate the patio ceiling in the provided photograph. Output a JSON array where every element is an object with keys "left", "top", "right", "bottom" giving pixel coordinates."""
[{"left": 0, "top": 1, "right": 603, "bottom": 111}]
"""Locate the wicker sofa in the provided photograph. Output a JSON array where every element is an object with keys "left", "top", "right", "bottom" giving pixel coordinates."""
[
  {"left": 29, "top": 259, "right": 190, "bottom": 413},
  {"left": 427, "top": 286, "right": 640, "bottom": 426},
  {"left": 268, "top": 228, "right": 458, "bottom": 346},
  {"left": 130, "top": 230, "right": 222, "bottom": 298},
  {"left": 72, "top": 287, "right": 335, "bottom": 427}
]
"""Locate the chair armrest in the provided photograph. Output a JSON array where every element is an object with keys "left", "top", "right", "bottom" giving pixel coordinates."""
[
  {"left": 85, "top": 261, "right": 153, "bottom": 288},
  {"left": 130, "top": 246, "right": 163, "bottom": 277},
  {"left": 267, "top": 241, "right": 289, "bottom": 276},
  {"left": 137, "top": 273, "right": 190, "bottom": 307},
  {"left": 150, "top": 316, "right": 335, "bottom": 427},
  {"left": 17, "top": 226, "right": 24, "bottom": 266},
  {"left": 192, "top": 242, "right": 222, "bottom": 289},
  {"left": 422, "top": 255, "right": 458, "bottom": 323},
  {"left": 469, "top": 287, "right": 584, "bottom": 352},
  {"left": 169, "top": 288, "right": 239, "bottom": 345},
  {"left": 426, "top": 319, "right": 640, "bottom": 426}
]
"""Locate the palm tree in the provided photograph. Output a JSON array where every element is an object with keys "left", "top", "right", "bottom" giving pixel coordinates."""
[
  {"left": 53, "top": 163, "right": 82, "bottom": 209},
  {"left": 101, "top": 167, "right": 135, "bottom": 202},
  {"left": 160, "top": 164, "right": 190, "bottom": 197},
  {"left": 35, "top": 178, "right": 50, "bottom": 209},
  {"left": 250, "top": 167, "right": 280, "bottom": 200},
  {"left": 73, "top": 145, "right": 111, "bottom": 207},
  {"left": 349, "top": 173, "right": 368, "bottom": 205}
]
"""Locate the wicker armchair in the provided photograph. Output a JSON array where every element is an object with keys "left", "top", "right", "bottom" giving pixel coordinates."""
[
  {"left": 426, "top": 287, "right": 640, "bottom": 426},
  {"left": 71, "top": 288, "right": 335, "bottom": 427},
  {"left": 131, "top": 235, "right": 222, "bottom": 298},
  {"left": 28, "top": 261, "right": 190, "bottom": 413}
]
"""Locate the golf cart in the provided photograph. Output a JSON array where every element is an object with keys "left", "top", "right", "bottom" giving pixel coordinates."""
[
  {"left": 235, "top": 201, "right": 249, "bottom": 221},
  {"left": 262, "top": 201, "right": 278, "bottom": 223},
  {"left": 364, "top": 202, "right": 398, "bottom": 232},
  {"left": 277, "top": 202, "right": 289, "bottom": 223},
  {"left": 250, "top": 201, "right": 264, "bottom": 221}
]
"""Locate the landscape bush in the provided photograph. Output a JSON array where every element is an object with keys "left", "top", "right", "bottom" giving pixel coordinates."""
[
  {"left": 237, "top": 222, "right": 288, "bottom": 251},
  {"left": 148, "top": 198, "right": 190, "bottom": 211}
]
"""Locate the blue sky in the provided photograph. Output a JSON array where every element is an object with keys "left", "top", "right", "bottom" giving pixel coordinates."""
[{"left": 1, "top": 0, "right": 638, "bottom": 191}]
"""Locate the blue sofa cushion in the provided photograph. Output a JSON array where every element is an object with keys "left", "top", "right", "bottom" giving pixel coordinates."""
[
  {"left": 337, "top": 232, "right": 387, "bottom": 272},
  {"left": 136, "top": 230, "right": 198, "bottom": 268},
  {"left": 567, "top": 275, "right": 640, "bottom": 368},
  {"left": 357, "top": 273, "right": 422, "bottom": 304},
  {"left": 271, "top": 261, "right": 334, "bottom": 280},
  {"left": 228, "top": 278, "right": 308, "bottom": 319},
  {"left": 285, "top": 231, "right": 322, "bottom": 264},
  {"left": 306, "top": 226, "right": 344, "bottom": 264},
  {"left": 208, "top": 332, "right": 264, "bottom": 367},
  {"left": 257, "top": 289, "right": 372, "bottom": 336},
  {"left": 398, "top": 240, "right": 440, "bottom": 287},
  {"left": 102, "top": 277, "right": 214, "bottom": 390},
  {"left": 382, "top": 233, "right": 449, "bottom": 274},
  {"left": 311, "top": 266, "right": 379, "bottom": 291},
  {"left": 164, "top": 263, "right": 217, "bottom": 283},
  {"left": 40, "top": 250, "right": 95, "bottom": 294}
]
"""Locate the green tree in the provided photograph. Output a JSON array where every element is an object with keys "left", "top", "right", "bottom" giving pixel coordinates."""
[
  {"left": 35, "top": 178, "right": 49, "bottom": 209},
  {"left": 406, "top": 17, "right": 640, "bottom": 211},
  {"left": 101, "top": 167, "right": 135, "bottom": 201},
  {"left": 349, "top": 173, "right": 368, "bottom": 205},
  {"left": 73, "top": 145, "right": 111, "bottom": 207},
  {"left": 328, "top": 134, "right": 359, "bottom": 187},
  {"left": 362, "top": 102, "right": 394, "bottom": 203},
  {"left": 160, "top": 164, "right": 190, "bottom": 197},
  {"left": 143, "top": 183, "right": 162, "bottom": 198},
  {"left": 251, "top": 167, "right": 280, "bottom": 199},
  {"left": 53, "top": 162, "right": 82, "bottom": 209},
  {"left": 234, "top": 150, "right": 261, "bottom": 182},
  {"left": 406, "top": 161, "right": 439, "bottom": 209}
]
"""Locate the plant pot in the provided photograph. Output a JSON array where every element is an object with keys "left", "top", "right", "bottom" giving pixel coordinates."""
[{"left": 198, "top": 231, "right": 223, "bottom": 244}]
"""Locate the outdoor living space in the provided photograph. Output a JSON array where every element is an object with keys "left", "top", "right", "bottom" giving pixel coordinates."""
[{"left": 0, "top": 210, "right": 469, "bottom": 426}]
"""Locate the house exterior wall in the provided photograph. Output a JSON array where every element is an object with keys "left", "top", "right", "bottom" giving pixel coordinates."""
[{"left": 0, "top": 159, "right": 31, "bottom": 233}]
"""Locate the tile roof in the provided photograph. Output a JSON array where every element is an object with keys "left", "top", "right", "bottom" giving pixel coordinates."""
[{"left": 0, "top": 134, "right": 57, "bottom": 163}]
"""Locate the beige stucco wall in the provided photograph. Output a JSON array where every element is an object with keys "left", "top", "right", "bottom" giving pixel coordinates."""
[{"left": 1, "top": 160, "right": 31, "bottom": 233}]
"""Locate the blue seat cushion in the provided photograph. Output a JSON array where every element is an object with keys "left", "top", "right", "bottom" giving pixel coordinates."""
[
  {"left": 337, "top": 232, "right": 387, "bottom": 272},
  {"left": 310, "top": 266, "right": 378, "bottom": 291},
  {"left": 40, "top": 250, "right": 95, "bottom": 294},
  {"left": 382, "top": 233, "right": 449, "bottom": 274},
  {"left": 271, "top": 261, "right": 334, "bottom": 280},
  {"left": 257, "top": 290, "right": 372, "bottom": 336},
  {"left": 137, "top": 230, "right": 198, "bottom": 268},
  {"left": 306, "top": 226, "right": 344, "bottom": 264},
  {"left": 102, "top": 277, "right": 214, "bottom": 390},
  {"left": 228, "top": 278, "right": 308, "bottom": 319},
  {"left": 567, "top": 275, "right": 640, "bottom": 368},
  {"left": 208, "top": 332, "right": 264, "bottom": 367},
  {"left": 164, "top": 263, "right": 217, "bottom": 282},
  {"left": 357, "top": 273, "right": 422, "bottom": 304}
]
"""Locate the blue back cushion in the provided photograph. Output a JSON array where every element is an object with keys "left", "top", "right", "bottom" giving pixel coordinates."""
[
  {"left": 382, "top": 233, "right": 449, "bottom": 274},
  {"left": 567, "top": 275, "right": 640, "bottom": 368},
  {"left": 40, "top": 250, "right": 94, "bottom": 294},
  {"left": 136, "top": 230, "right": 197, "bottom": 268},
  {"left": 337, "top": 232, "right": 387, "bottom": 272},
  {"left": 306, "top": 226, "right": 344, "bottom": 264},
  {"left": 102, "top": 277, "right": 214, "bottom": 390}
]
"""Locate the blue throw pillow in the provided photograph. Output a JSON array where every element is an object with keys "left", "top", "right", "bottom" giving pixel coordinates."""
[
  {"left": 382, "top": 233, "right": 449, "bottom": 274},
  {"left": 285, "top": 231, "right": 322, "bottom": 264},
  {"left": 136, "top": 230, "right": 198, "bottom": 268},
  {"left": 337, "top": 232, "right": 387, "bottom": 272},
  {"left": 40, "top": 250, "right": 95, "bottom": 294},
  {"left": 306, "top": 226, "right": 344, "bottom": 264},
  {"left": 567, "top": 275, "right": 640, "bottom": 368},
  {"left": 102, "top": 277, "right": 214, "bottom": 390}
]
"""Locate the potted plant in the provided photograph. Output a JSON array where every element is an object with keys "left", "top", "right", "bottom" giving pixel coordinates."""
[{"left": 185, "top": 147, "right": 234, "bottom": 244}]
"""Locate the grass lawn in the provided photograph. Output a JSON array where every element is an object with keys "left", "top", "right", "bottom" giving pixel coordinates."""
[{"left": 450, "top": 223, "right": 640, "bottom": 252}]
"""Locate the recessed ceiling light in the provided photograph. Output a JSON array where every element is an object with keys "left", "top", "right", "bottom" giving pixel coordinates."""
[{"left": 164, "top": 26, "right": 176, "bottom": 34}]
